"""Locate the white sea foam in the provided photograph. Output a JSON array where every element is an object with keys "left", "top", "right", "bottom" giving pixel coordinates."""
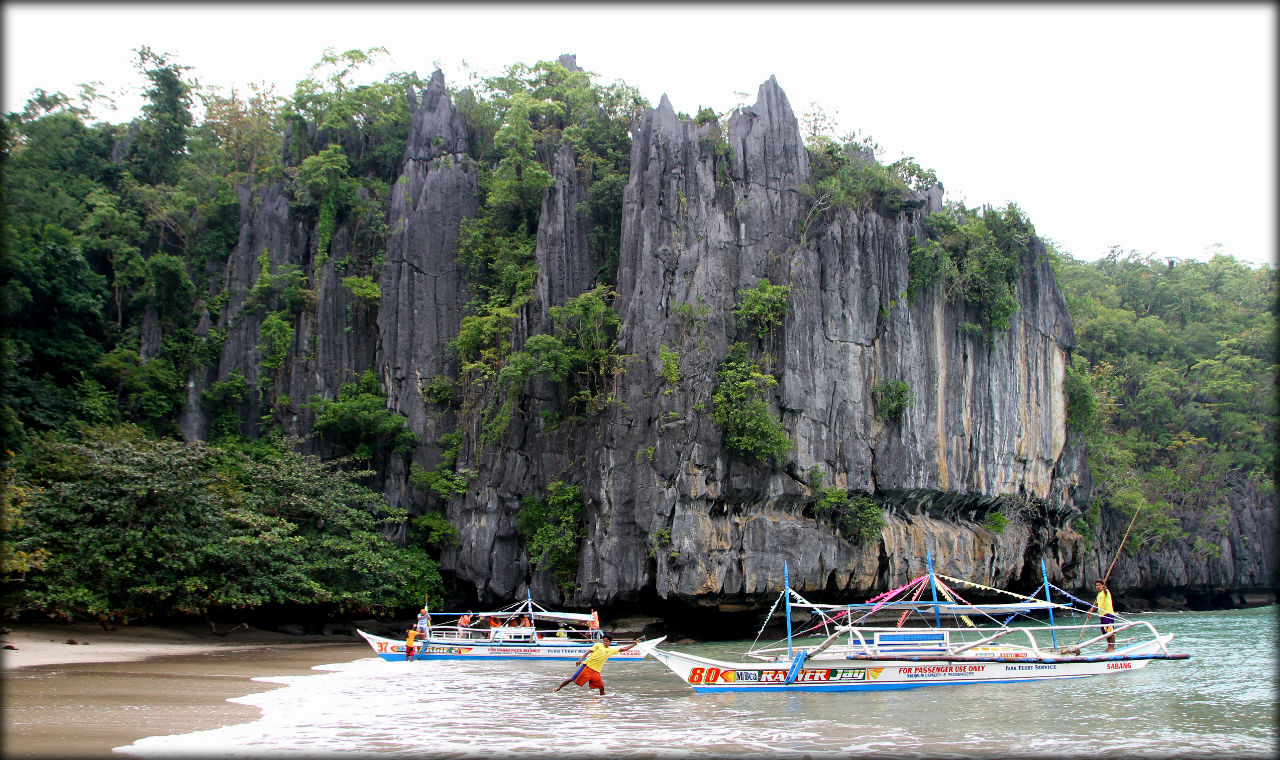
[{"left": 117, "top": 608, "right": 1277, "bottom": 758}]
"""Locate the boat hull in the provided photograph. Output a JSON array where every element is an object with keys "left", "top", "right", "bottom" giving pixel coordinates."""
[
  {"left": 357, "top": 629, "right": 647, "bottom": 662},
  {"left": 637, "top": 637, "right": 1180, "bottom": 692}
]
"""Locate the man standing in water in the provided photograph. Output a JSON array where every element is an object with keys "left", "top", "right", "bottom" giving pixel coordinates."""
[
  {"left": 1094, "top": 579, "right": 1116, "bottom": 652},
  {"left": 552, "top": 635, "right": 641, "bottom": 695}
]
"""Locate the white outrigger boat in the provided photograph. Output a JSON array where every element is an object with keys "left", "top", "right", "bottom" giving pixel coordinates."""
[
  {"left": 638, "top": 555, "right": 1188, "bottom": 692},
  {"left": 357, "top": 594, "right": 645, "bottom": 662}
]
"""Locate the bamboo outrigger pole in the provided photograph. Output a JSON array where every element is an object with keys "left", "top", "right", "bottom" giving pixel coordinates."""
[
  {"left": 1041, "top": 557, "right": 1058, "bottom": 650},
  {"left": 926, "top": 551, "right": 942, "bottom": 628},
  {"left": 784, "top": 561, "right": 793, "bottom": 659},
  {"left": 1076, "top": 503, "right": 1143, "bottom": 644}
]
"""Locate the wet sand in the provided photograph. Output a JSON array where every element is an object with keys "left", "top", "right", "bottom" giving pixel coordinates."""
[{"left": 2, "top": 625, "right": 369, "bottom": 759}]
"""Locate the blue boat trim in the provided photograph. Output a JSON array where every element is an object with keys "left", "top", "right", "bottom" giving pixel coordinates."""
[
  {"left": 688, "top": 675, "right": 1096, "bottom": 693},
  {"left": 783, "top": 650, "right": 808, "bottom": 684}
]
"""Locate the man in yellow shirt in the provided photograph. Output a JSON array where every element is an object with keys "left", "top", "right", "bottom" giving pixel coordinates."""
[
  {"left": 552, "top": 635, "right": 641, "bottom": 695},
  {"left": 1094, "top": 579, "right": 1116, "bottom": 652}
]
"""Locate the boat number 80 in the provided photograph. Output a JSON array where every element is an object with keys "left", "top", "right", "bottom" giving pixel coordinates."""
[{"left": 688, "top": 667, "right": 730, "bottom": 684}]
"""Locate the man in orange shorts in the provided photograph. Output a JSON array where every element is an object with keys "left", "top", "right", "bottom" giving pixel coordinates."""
[{"left": 551, "top": 634, "right": 642, "bottom": 695}]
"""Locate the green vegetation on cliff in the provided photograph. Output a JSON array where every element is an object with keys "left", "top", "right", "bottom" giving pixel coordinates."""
[
  {"left": 1, "top": 47, "right": 1273, "bottom": 623},
  {"left": 712, "top": 342, "right": 792, "bottom": 462},
  {"left": 516, "top": 480, "right": 586, "bottom": 591},
  {"left": 907, "top": 203, "right": 1034, "bottom": 332},
  {"left": 0, "top": 48, "right": 444, "bottom": 623}
]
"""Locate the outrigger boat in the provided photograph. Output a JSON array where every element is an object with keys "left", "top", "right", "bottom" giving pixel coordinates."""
[
  {"left": 357, "top": 593, "right": 645, "bottom": 662},
  {"left": 638, "top": 554, "right": 1189, "bottom": 692}
]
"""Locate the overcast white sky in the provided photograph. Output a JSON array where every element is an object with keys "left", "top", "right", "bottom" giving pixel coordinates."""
[{"left": 4, "top": 2, "right": 1275, "bottom": 268}]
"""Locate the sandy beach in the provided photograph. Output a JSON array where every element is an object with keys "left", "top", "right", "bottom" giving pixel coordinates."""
[{"left": 1, "top": 623, "right": 370, "bottom": 759}]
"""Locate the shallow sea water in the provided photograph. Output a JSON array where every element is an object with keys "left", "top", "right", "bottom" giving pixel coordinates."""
[{"left": 117, "top": 606, "right": 1277, "bottom": 758}]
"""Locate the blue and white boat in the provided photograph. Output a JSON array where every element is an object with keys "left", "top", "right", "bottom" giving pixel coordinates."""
[
  {"left": 357, "top": 595, "right": 646, "bottom": 662},
  {"left": 640, "top": 554, "right": 1189, "bottom": 692}
]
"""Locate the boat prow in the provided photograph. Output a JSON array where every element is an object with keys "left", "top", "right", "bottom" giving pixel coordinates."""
[{"left": 633, "top": 636, "right": 666, "bottom": 657}]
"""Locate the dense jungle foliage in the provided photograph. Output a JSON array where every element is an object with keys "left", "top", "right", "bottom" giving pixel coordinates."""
[
  {"left": 1051, "top": 248, "right": 1277, "bottom": 552},
  {"left": 0, "top": 48, "right": 1274, "bottom": 625}
]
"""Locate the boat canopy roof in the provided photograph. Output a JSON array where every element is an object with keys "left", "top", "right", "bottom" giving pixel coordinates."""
[
  {"left": 524, "top": 611, "right": 595, "bottom": 624},
  {"left": 424, "top": 598, "right": 597, "bottom": 625}
]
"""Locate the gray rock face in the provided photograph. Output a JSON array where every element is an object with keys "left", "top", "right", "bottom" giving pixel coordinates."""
[
  {"left": 531, "top": 141, "right": 598, "bottom": 331},
  {"left": 1083, "top": 473, "right": 1277, "bottom": 606},
  {"left": 181, "top": 180, "right": 314, "bottom": 442},
  {"left": 377, "top": 70, "right": 479, "bottom": 512},
  {"left": 185, "top": 70, "right": 1273, "bottom": 612},
  {"left": 560, "top": 76, "right": 1083, "bottom": 607}
]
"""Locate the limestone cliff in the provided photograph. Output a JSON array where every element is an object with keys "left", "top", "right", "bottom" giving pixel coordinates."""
[
  {"left": 181, "top": 70, "right": 1275, "bottom": 615},
  {"left": 560, "top": 78, "right": 1085, "bottom": 608}
]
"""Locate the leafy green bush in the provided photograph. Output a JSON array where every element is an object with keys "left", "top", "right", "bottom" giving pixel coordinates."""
[
  {"left": 476, "top": 286, "right": 624, "bottom": 443},
  {"left": 812, "top": 487, "right": 884, "bottom": 546},
  {"left": 409, "top": 431, "right": 474, "bottom": 500},
  {"left": 3, "top": 425, "right": 440, "bottom": 625},
  {"left": 838, "top": 494, "right": 885, "bottom": 546},
  {"left": 297, "top": 145, "right": 357, "bottom": 265},
  {"left": 871, "top": 380, "right": 913, "bottom": 422},
  {"left": 984, "top": 511, "right": 1009, "bottom": 534},
  {"left": 906, "top": 202, "right": 1032, "bottom": 331},
  {"left": 146, "top": 253, "right": 196, "bottom": 321},
  {"left": 733, "top": 278, "right": 791, "bottom": 339},
  {"left": 1064, "top": 362, "right": 1098, "bottom": 432},
  {"left": 309, "top": 370, "right": 414, "bottom": 459},
  {"left": 256, "top": 312, "right": 295, "bottom": 371},
  {"left": 802, "top": 128, "right": 936, "bottom": 212},
  {"left": 659, "top": 345, "right": 681, "bottom": 384},
  {"left": 341, "top": 275, "right": 381, "bottom": 305},
  {"left": 456, "top": 217, "right": 538, "bottom": 311},
  {"left": 907, "top": 236, "right": 950, "bottom": 303},
  {"left": 812, "top": 485, "right": 848, "bottom": 517},
  {"left": 515, "top": 480, "right": 585, "bottom": 590},
  {"left": 409, "top": 511, "right": 459, "bottom": 549},
  {"left": 648, "top": 527, "right": 676, "bottom": 559},
  {"left": 421, "top": 375, "right": 456, "bottom": 406},
  {"left": 711, "top": 343, "right": 791, "bottom": 461},
  {"left": 90, "top": 340, "right": 186, "bottom": 436},
  {"left": 247, "top": 250, "right": 311, "bottom": 315},
  {"left": 201, "top": 369, "right": 248, "bottom": 440}
]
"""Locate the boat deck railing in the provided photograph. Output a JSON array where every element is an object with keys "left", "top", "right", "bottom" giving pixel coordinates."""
[
  {"left": 836, "top": 619, "right": 1169, "bottom": 658},
  {"left": 748, "top": 618, "right": 1170, "bottom": 661},
  {"left": 424, "top": 624, "right": 603, "bottom": 643}
]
